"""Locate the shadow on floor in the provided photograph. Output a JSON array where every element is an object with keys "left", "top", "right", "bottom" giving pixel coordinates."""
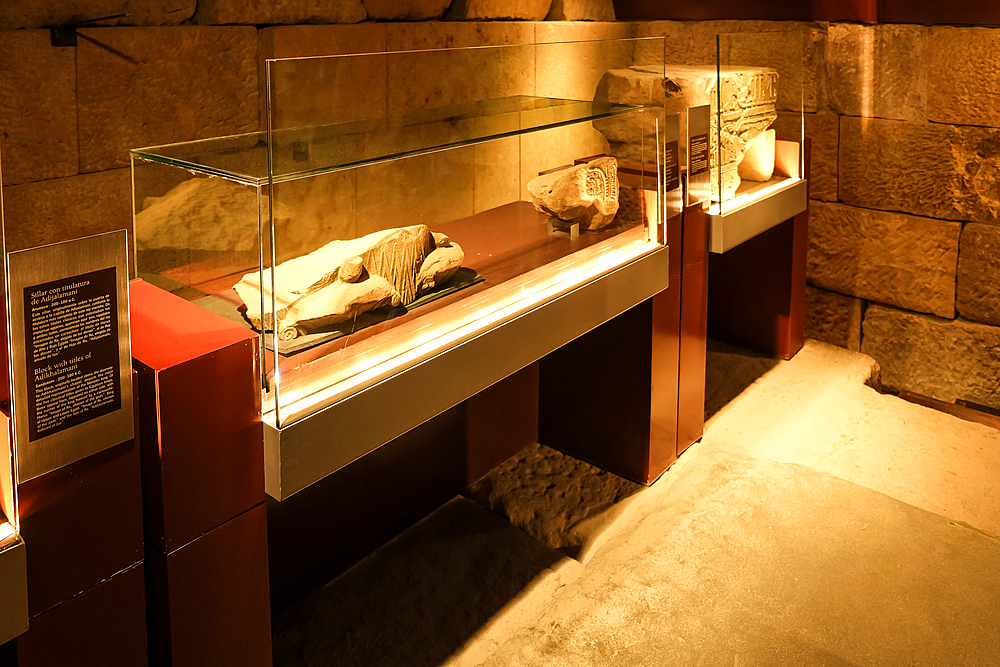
[
  {"left": 704, "top": 338, "right": 781, "bottom": 420},
  {"left": 271, "top": 497, "right": 564, "bottom": 667}
]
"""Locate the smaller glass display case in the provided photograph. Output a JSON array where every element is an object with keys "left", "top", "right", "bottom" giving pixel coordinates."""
[{"left": 132, "top": 38, "right": 676, "bottom": 483}]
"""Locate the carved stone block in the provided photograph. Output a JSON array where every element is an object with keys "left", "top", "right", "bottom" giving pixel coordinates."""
[
  {"left": 234, "top": 225, "right": 463, "bottom": 340},
  {"left": 526, "top": 156, "right": 619, "bottom": 231},
  {"left": 595, "top": 64, "right": 778, "bottom": 201}
]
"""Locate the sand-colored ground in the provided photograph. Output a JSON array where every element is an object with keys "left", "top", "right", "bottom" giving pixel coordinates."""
[{"left": 273, "top": 340, "right": 1000, "bottom": 666}]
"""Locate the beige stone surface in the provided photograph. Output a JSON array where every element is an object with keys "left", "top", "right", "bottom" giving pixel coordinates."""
[
  {"left": 466, "top": 442, "right": 643, "bottom": 560},
  {"left": 76, "top": 27, "right": 259, "bottom": 173},
  {"left": 636, "top": 20, "right": 822, "bottom": 113},
  {"left": 445, "top": 0, "right": 553, "bottom": 20},
  {"left": 197, "top": 0, "right": 365, "bottom": 25},
  {"left": 355, "top": 147, "right": 475, "bottom": 237},
  {"left": 533, "top": 20, "right": 631, "bottom": 44},
  {"left": 2, "top": 169, "right": 133, "bottom": 266},
  {"left": 774, "top": 111, "right": 838, "bottom": 201},
  {"left": 545, "top": 0, "right": 615, "bottom": 21},
  {"left": 473, "top": 138, "right": 519, "bottom": 214},
  {"left": 386, "top": 21, "right": 534, "bottom": 51},
  {"left": 862, "top": 304, "right": 1000, "bottom": 409},
  {"left": 826, "top": 23, "right": 926, "bottom": 122},
  {"left": 927, "top": 27, "right": 1000, "bottom": 128},
  {"left": 805, "top": 285, "right": 863, "bottom": 351},
  {"left": 705, "top": 339, "right": 1000, "bottom": 536},
  {"left": 839, "top": 116, "right": 1000, "bottom": 224},
  {"left": 0, "top": 0, "right": 194, "bottom": 29},
  {"left": 807, "top": 201, "right": 960, "bottom": 318},
  {"left": 364, "top": 0, "right": 451, "bottom": 20},
  {"left": 387, "top": 43, "right": 534, "bottom": 113},
  {"left": 0, "top": 31, "right": 78, "bottom": 186},
  {"left": 957, "top": 223, "right": 1000, "bottom": 326},
  {"left": 272, "top": 339, "right": 1000, "bottom": 667},
  {"left": 258, "top": 24, "right": 386, "bottom": 128},
  {"left": 535, "top": 32, "right": 634, "bottom": 100}
]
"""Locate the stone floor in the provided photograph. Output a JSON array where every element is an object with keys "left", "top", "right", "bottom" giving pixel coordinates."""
[{"left": 272, "top": 340, "right": 1000, "bottom": 666}]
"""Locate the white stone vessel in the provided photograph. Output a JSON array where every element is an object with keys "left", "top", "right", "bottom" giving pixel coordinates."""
[{"left": 234, "top": 225, "right": 464, "bottom": 340}]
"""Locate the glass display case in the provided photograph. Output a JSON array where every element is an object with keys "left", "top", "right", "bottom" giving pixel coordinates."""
[
  {"left": 0, "top": 141, "right": 29, "bottom": 644},
  {"left": 596, "top": 30, "right": 806, "bottom": 248},
  {"left": 131, "top": 38, "right": 677, "bottom": 494}
]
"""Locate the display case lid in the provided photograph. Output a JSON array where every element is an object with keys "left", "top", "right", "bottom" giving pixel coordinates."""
[{"left": 130, "top": 95, "right": 642, "bottom": 187}]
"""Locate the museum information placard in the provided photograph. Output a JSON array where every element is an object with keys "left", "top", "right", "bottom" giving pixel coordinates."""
[{"left": 8, "top": 232, "right": 133, "bottom": 481}]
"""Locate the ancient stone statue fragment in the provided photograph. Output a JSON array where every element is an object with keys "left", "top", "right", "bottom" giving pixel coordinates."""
[
  {"left": 595, "top": 65, "right": 779, "bottom": 201},
  {"left": 526, "top": 156, "right": 620, "bottom": 231},
  {"left": 234, "top": 225, "right": 463, "bottom": 340}
]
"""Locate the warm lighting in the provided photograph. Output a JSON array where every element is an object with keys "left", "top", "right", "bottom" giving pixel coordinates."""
[
  {"left": 0, "top": 521, "right": 16, "bottom": 547},
  {"left": 707, "top": 176, "right": 802, "bottom": 216},
  {"left": 267, "top": 228, "right": 658, "bottom": 426}
]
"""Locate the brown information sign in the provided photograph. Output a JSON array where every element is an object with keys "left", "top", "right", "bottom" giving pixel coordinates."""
[
  {"left": 25, "top": 267, "right": 120, "bottom": 442},
  {"left": 664, "top": 140, "right": 680, "bottom": 193},
  {"left": 686, "top": 105, "right": 712, "bottom": 207},
  {"left": 8, "top": 231, "right": 133, "bottom": 481}
]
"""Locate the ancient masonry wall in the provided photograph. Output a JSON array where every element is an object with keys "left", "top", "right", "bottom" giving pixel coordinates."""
[{"left": 1, "top": 4, "right": 998, "bottom": 407}]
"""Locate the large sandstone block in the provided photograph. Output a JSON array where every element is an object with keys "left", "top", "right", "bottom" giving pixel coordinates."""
[
  {"left": 826, "top": 23, "right": 926, "bottom": 122},
  {"left": 387, "top": 41, "right": 535, "bottom": 113},
  {"left": 635, "top": 20, "right": 822, "bottom": 113},
  {"left": 956, "top": 223, "right": 1000, "bottom": 326},
  {"left": 534, "top": 20, "right": 631, "bottom": 43},
  {"left": 2, "top": 169, "right": 133, "bottom": 265},
  {"left": 76, "top": 27, "right": 259, "bottom": 173},
  {"left": 927, "top": 27, "right": 1000, "bottom": 128},
  {"left": 259, "top": 24, "right": 387, "bottom": 129},
  {"left": 546, "top": 0, "right": 616, "bottom": 21},
  {"left": 385, "top": 21, "right": 534, "bottom": 51},
  {"left": 364, "top": 0, "right": 451, "bottom": 20},
  {"left": 805, "top": 285, "right": 863, "bottom": 352},
  {"left": 445, "top": 0, "right": 553, "bottom": 20},
  {"left": 197, "top": 0, "right": 365, "bottom": 25},
  {"left": 839, "top": 116, "right": 1000, "bottom": 224},
  {"left": 862, "top": 304, "right": 1000, "bottom": 409},
  {"left": 773, "top": 111, "right": 838, "bottom": 201},
  {"left": 807, "top": 201, "right": 960, "bottom": 318},
  {"left": 0, "top": 0, "right": 194, "bottom": 30},
  {"left": 0, "top": 31, "right": 77, "bottom": 186}
]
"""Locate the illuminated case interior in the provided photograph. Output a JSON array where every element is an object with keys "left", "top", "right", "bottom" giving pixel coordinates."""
[{"left": 130, "top": 38, "right": 675, "bottom": 441}]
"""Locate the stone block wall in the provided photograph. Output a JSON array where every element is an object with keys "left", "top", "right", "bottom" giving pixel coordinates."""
[{"left": 1, "top": 7, "right": 998, "bottom": 407}]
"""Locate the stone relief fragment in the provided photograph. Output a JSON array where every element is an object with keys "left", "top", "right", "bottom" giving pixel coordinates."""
[
  {"left": 526, "top": 156, "right": 620, "bottom": 231},
  {"left": 595, "top": 64, "right": 778, "bottom": 202},
  {"left": 234, "top": 225, "right": 463, "bottom": 340}
]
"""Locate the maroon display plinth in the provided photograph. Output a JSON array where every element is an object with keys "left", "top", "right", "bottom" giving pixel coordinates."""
[
  {"left": 146, "top": 504, "right": 271, "bottom": 667},
  {"left": 538, "top": 211, "right": 696, "bottom": 485},
  {"left": 678, "top": 203, "right": 709, "bottom": 455},
  {"left": 267, "top": 365, "right": 539, "bottom": 612},
  {"left": 17, "top": 435, "right": 144, "bottom": 618},
  {"left": 131, "top": 279, "right": 263, "bottom": 552},
  {"left": 130, "top": 279, "right": 270, "bottom": 666},
  {"left": 13, "top": 563, "right": 147, "bottom": 667},
  {"left": 707, "top": 141, "right": 810, "bottom": 361}
]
